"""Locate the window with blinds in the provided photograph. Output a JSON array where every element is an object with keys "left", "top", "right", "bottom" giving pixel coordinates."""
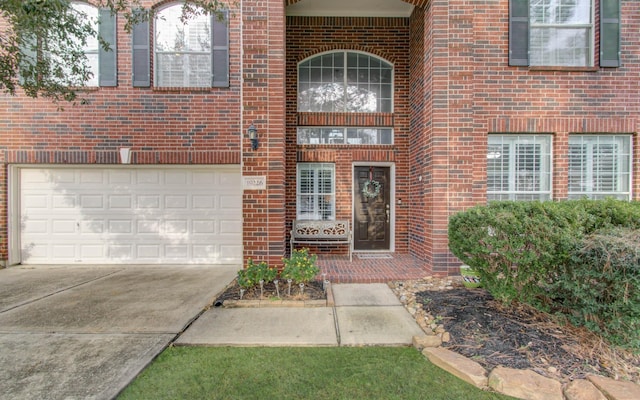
[
  {"left": 568, "top": 135, "right": 631, "bottom": 200},
  {"left": 155, "top": 3, "right": 212, "bottom": 87},
  {"left": 487, "top": 135, "right": 552, "bottom": 201},
  {"left": 297, "top": 163, "right": 335, "bottom": 220},
  {"left": 529, "top": 0, "right": 594, "bottom": 67}
]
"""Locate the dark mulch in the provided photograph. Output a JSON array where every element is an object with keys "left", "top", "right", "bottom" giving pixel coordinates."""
[
  {"left": 416, "top": 287, "right": 640, "bottom": 383},
  {"left": 215, "top": 279, "right": 326, "bottom": 303}
]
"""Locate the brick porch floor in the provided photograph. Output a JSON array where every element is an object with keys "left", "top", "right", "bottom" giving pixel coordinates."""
[{"left": 316, "top": 253, "right": 431, "bottom": 283}]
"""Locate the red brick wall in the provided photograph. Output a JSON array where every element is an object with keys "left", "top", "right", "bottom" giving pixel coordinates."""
[
  {"left": 0, "top": 0, "right": 288, "bottom": 267},
  {"left": 422, "top": 0, "right": 639, "bottom": 275},
  {"left": 241, "top": 0, "right": 287, "bottom": 268}
]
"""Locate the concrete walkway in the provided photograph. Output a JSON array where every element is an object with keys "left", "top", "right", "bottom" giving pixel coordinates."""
[
  {"left": 177, "top": 283, "right": 425, "bottom": 346},
  {"left": 0, "top": 267, "right": 424, "bottom": 400},
  {"left": 0, "top": 265, "right": 237, "bottom": 400}
]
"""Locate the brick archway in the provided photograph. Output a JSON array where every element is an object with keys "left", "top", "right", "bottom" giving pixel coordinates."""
[{"left": 285, "top": 0, "right": 429, "bottom": 8}]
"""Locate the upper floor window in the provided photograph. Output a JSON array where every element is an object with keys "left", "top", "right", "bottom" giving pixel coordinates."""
[
  {"left": 530, "top": 0, "right": 593, "bottom": 67},
  {"left": 132, "top": 3, "right": 229, "bottom": 88},
  {"left": 298, "top": 51, "right": 393, "bottom": 113},
  {"left": 21, "top": 2, "right": 117, "bottom": 88},
  {"left": 568, "top": 135, "right": 631, "bottom": 200},
  {"left": 155, "top": 4, "right": 212, "bottom": 87},
  {"left": 509, "top": 0, "right": 620, "bottom": 67},
  {"left": 487, "top": 135, "right": 552, "bottom": 201},
  {"left": 297, "top": 127, "right": 393, "bottom": 145},
  {"left": 71, "top": 2, "right": 100, "bottom": 86}
]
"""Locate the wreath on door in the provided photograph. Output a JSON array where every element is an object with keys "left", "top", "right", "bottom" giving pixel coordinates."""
[{"left": 362, "top": 179, "right": 381, "bottom": 199}]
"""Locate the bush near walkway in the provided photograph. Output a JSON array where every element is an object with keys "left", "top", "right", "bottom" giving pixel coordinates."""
[{"left": 449, "top": 199, "right": 640, "bottom": 350}]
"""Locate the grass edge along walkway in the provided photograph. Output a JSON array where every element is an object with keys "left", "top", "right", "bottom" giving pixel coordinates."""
[{"left": 117, "top": 346, "right": 514, "bottom": 400}]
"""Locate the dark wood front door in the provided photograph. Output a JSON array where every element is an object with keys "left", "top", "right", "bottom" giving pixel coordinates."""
[{"left": 354, "top": 166, "right": 391, "bottom": 251}]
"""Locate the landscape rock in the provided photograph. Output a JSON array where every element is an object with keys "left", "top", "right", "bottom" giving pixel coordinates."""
[
  {"left": 412, "top": 335, "right": 442, "bottom": 349},
  {"left": 587, "top": 375, "right": 640, "bottom": 400},
  {"left": 564, "top": 379, "right": 607, "bottom": 400},
  {"left": 488, "top": 366, "right": 563, "bottom": 400},
  {"left": 422, "top": 347, "right": 488, "bottom": 388}
]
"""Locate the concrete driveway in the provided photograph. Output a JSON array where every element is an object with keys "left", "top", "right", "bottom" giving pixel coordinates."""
[{"left": 0, "top": 265, "right": 237, "bottom": 400}]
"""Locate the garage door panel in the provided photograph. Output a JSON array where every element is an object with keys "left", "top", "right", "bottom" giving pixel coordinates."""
[{"left": 20, "top": 167, "right": 242, "bottom": 264}]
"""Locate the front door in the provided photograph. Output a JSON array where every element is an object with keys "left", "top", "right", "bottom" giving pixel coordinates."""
[{"left": 353, "top": 166, "right": 391, "bottom": 251}]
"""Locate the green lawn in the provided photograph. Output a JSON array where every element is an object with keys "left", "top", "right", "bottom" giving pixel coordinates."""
[{"left": 118, "top": 346, "right": 514, "bottom": 400}]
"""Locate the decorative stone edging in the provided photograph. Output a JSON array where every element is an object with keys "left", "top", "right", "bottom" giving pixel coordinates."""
[
  {"left": 394, "top": 278, "right": 640, "bottom": 400},
  {"left": 413, "top": 336, "right": 640, "bottom": 400},
  {"left": 220, "top": 283, "right": 335, "bottom": 308}
]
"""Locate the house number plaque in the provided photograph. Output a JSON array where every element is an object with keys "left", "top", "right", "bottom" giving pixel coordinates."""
[{"left": 242, "top": 175, "right": 267, "bottom": 190}]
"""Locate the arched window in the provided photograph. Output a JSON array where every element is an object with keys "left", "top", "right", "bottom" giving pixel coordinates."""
[{"left": 298, "top": 51, "right": 393, "bottom": 113}]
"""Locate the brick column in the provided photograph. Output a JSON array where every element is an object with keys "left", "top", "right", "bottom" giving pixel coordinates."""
[{"left": 241, "top": 0, "right": 287, "bottom": 268}]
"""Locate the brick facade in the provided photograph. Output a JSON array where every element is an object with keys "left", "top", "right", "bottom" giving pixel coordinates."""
[{"left": 0, "top": 0, "right": 638, "bottom": 275}]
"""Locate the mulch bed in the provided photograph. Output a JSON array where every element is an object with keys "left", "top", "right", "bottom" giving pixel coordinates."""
[
  {"left": 415, "top": 286, "right": 640, "bottom": 384},
  {"left": 215, "top": 279, "right": 326, "bottom": 303}
]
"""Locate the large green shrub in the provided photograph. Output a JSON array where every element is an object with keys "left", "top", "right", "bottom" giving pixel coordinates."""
[
  {"left": 449, "top": 200, "right": 640, "bottom": 306},
  {"left": 449, "top": 199, "right": 640, "bottom": 349},
  {"left": 554, "top": 228, "right": 640, "bottom": 349},
  {"left": 448, "top": 201, "right": 579, "bottom": 305}
]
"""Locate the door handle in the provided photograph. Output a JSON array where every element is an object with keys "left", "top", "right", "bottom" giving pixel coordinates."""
[{"left": 386, "top": 204, "right": 390, "bottom": 223}]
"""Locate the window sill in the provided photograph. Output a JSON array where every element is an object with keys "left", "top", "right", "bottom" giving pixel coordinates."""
[
  {"left": 152, "top": 87, "right": 215, "bottom": 93},
  {"left": 69, "top": 86, "right": 100, "bottom": 92},
  {"left": 528, "top": 66, "right": 599, "bottom": 73}
]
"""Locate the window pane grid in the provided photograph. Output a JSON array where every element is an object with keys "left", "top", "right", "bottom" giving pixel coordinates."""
[
  {"left": 298, "top": 51, "right": 393, "bottom": 113},
  {"left": 568, "top": 135, "right": 631, "bottom": 200},
  {"left": 487, "top": 135, "right": 552, "bottom": 201},
  {"left": 297, "top": 164, "right": 335, "bottom": 220},
  {"left": 155, "top": 5, "right": 211, "bottom": 87},
  {"left": 297, "top": 127, "right": 393, "bottom": 145},
  {"left": 529, "top": 0, "right": 593, "bottom": 67}
]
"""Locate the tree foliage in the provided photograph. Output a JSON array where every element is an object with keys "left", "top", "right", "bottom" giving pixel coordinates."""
[{"left": 0, "top": 0, "right": 230, "bottom": 103}]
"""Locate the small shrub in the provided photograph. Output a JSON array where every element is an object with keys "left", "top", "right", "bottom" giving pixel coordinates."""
[
  {"left": 281, "top": 248, "right": 319, "bottom": 284},
  {"left": 237, "top": 259, "right": 277, "bottom": 289},
  {"left": 554, "top": 228, "right": 640, "bottom": 350}
]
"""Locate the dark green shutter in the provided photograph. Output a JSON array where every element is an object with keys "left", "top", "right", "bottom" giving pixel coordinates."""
[
  {"left": 211, "top": 10, "right": 229, "bottom": 87},
  {"left": 600, "top": 0, "right": 620, "bottom": 67},
  {"left": 98, "top": 9, "right": 117, "bottom": 87},
  {"left": 131, "top": 15, "right": 150, "bottom": 87},
  {"left": 509, "top": 0, "right": 529, "bottom": 66}
]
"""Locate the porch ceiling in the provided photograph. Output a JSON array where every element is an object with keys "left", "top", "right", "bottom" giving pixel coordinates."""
[{"left": 285, "top": 0, "right": 414, "bottom": 17}]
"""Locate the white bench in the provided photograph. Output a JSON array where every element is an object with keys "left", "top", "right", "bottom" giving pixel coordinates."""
[{"left": 290, "top": 220, "right": 353, "bottom": 261}]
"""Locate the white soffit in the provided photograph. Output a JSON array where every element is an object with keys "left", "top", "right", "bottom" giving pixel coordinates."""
[{"left": 286, "top": 0, "right": 414, "bottom": 17}]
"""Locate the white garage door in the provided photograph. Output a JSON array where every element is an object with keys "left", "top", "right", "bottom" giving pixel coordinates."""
[{"left": 19, "top": 166, "right": 242, "bottom": 264}]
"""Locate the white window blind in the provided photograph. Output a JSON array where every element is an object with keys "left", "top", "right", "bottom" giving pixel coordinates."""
[
  {"left": 529, "top": 0, "right": 593, "bottom": 67},
  {"left": 488, "top": 135, "right": 552, "bottom": 201},
  {"left": 297, "top": 163, "right": 335, "bottom": 220},
  {"left": 568, "top": 135, "right": 631, "bottom": 199},
  {"left": 155, "top": 4, "right": 211, "bottom": 87}
]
